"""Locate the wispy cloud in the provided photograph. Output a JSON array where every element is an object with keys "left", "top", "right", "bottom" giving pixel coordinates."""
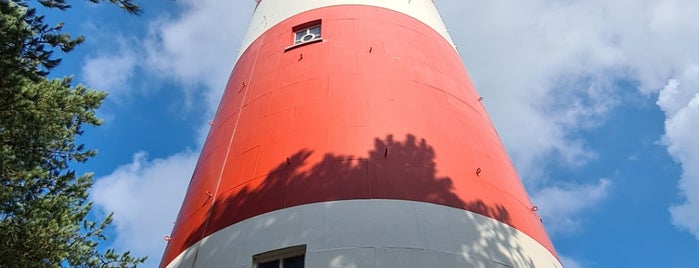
[
  {"left": 437, "top": 1, "right": 624, "bottom": 180},
  {"left": 87, "top": 1, "right": 254, "bottom": 265},
  {"left": 438, "top": 0, "right": 699, "bottom": 181},
  {"left": 140, "top": 0, "right": 254, "bottom": 145},
  {"left": 82, "top": 50, "right": 136, "bottom": 98},
  {"left": 142, "top": 0, "right": 253, "bottom": 114},
  {"left": 91, "top": 151, "right": 198, "bottom": 268},
  {"left": 439, "top": 0, "right": 699, "bottom": 243},
  {"left": 81, "top": 0, "right": 254, "bottom": 115},
  {"left": 532, "top": 179, "right": 611, "bottom": 234}
]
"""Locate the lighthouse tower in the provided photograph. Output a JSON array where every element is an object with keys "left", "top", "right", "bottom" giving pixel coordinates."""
[{"left": 160, "top": 1, "right": 562, "bottom": 267}]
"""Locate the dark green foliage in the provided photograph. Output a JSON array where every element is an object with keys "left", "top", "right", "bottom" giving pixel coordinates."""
[
  {"left": 34, "top": 0, "right": 141, "bottom": 14},
  {"left": 1, "top": 0, "right": 145, "bottom": 267}
]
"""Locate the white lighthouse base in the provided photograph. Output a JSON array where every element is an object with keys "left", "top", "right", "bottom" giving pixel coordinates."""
[{"left": 165, "top": 200, "right": 562, "bottom": 268}]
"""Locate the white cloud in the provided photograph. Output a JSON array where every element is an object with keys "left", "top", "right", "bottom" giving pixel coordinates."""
[
  {"left": 437, "top": 0, "right": 699, "bottom": 243},
  {"left": 138, "top": 0, "right": 255, "bottom": 147},
  {"left": 87, "top": 2, "right": 255, "bottom": 266},
  {"left": 81, "top": 0, "right": 254, "bottom": 115},
  {"left": 143, "top": 0, "right": 254, "bottom": 114},
  {"left": 532, "top": 179, "right": 611, "bottom": 234},
  {"left": 79, "top": 2, "right": 252, "bottom": 266},
  {"left": 82, "top": 52, "right": 136, "bottom": 97},
  {"left": 91, "top": 151, "right": 198, "bottom": 267},
  {"left": 437, "top": 0, "right": 699, "bottom": 183},
  {"left": 659, "top": 69, "right": 699, "bottom": 240},
  {"left": 437, "top": 1, "right": 625, "bottom": 180}
]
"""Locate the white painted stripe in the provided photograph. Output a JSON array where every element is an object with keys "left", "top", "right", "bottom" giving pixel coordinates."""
[
  {"left": 238, "top": 0, "right": 456, "bottom": 58},
  {"left": 166, "top": 200, "right": 562, "bottom": 268}
]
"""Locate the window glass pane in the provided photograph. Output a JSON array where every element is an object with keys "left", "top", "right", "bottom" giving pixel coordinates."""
[
  {"left": 295, "top": 31, "right": 305, "bottom": 43},
  {"left": 282, "top": 255, "right": 304, "bottom": 268},
  {"left": 258, "top": 260, "right": 279, "bottom": 268},
  {"left": 309, "top": 26, "right": 321, "bottom": 36}
]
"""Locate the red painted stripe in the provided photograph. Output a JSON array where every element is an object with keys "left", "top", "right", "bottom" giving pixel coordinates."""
[{"left": 162, "top": 5, "right": 557, "bottom": 266}]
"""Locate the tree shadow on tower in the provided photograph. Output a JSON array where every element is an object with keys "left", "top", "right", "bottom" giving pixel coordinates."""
[{"left": 169, "top": 134, "right": 539, "bottom": 267}]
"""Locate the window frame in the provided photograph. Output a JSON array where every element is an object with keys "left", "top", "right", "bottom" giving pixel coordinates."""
[
  {"left": 285, "top": 20, "right": 323, "bottom": 51},
  {"left": 294, "top": 25, "right": 321, "bottom": 44},
  {"left": 253, "top": 245, "right": 306, "bottom": 268}
]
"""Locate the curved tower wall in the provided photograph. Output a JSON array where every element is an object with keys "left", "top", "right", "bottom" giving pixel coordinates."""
[{"left": 161, "top": 1, "right": 563, "bottom": 267}]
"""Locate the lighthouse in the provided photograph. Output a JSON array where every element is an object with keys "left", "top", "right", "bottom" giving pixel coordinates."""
[{"left": 160, "top": 1, "right": 563, "bottom": 267}]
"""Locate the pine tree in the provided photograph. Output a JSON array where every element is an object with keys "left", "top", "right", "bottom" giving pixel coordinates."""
[{"left": 1, "top": 1, "right": 145, "bottom": 266}]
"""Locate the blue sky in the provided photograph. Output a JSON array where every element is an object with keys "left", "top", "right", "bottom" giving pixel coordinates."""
[{"left": 40, "top": 1, "right": 699, "bottom": 267}]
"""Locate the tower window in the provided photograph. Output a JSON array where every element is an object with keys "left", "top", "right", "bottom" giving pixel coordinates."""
[
  {"left": 285, "top": 20, "right": 323, "bottom": 51},
  {"left": 254, "top": 245, "right": 306, "bottom": 268},
  {"left": 294, "top": 24, "right": 321, "bottom": 44}
]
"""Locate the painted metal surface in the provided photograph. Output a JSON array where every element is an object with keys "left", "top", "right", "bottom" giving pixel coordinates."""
[
  {"left": 166, "top": 200, "right": 562, "bottom": 268},
  {"left": 239, "top": 0, "right": 455, "bottom": 57},
  {"left": 161, "top": 2, "right": 561, "bottom": 267}
]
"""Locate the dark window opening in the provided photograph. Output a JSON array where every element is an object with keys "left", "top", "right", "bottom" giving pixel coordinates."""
[{"left": 254, "top": 245, "right": 306, "bottom": 268}]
